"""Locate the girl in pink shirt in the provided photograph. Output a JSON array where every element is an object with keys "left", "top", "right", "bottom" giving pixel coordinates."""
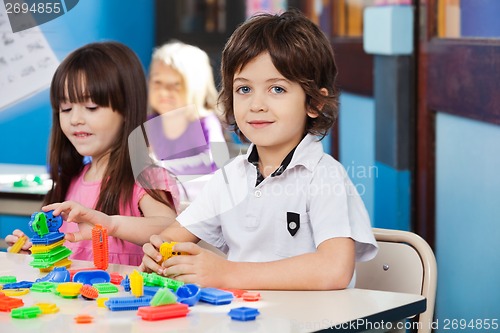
[{"left": 6, "top": 42, "right": 178, "bottom": 266}]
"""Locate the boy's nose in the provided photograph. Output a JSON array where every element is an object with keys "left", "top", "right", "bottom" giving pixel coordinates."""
[{"left": 249, "top": 94, "right": 268, "bottom": 112}]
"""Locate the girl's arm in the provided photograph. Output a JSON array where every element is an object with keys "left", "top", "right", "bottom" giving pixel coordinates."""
[
  {"left": 43, "top": 194, "right": 177, "bottom": 246},
  {"left": 144, "top": 236, "right": 355, "bottom": 290}
]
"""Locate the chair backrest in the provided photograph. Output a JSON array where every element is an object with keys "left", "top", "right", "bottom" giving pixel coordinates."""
[{"left": 355, "top": 228, "right": 437, "bottom": 333}]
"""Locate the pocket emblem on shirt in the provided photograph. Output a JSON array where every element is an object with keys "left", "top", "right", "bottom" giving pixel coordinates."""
[{"left": 287, "top": 212, "right": 300, "bottom": 236}]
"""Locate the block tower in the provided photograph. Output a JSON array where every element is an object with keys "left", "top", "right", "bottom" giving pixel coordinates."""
[{"left": 29, "top": 210, "right": 72, "bottom": 272}]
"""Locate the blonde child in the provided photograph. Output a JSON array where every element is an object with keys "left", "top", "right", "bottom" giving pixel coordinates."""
[
  {"left": 6, "top": 42, "right": 178, "bottom": 265},
  {"left": 145, "top": 41, "right": 229, "bottom": 202},
  {"left": 140, "top": 10, "right": 378, "bottom": 290}
]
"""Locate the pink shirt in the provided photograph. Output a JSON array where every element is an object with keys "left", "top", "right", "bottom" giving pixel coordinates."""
[{"left": 60, "top": 164, "right": 178, "bottom": 266}]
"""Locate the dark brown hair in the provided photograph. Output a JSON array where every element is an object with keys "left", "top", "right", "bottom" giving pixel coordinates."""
[
  {"left": 219, "top": 9, "right": 339, "bottom": 141},
  {"left": 46, "top": 41, "right": 172, "bottom": 214}
]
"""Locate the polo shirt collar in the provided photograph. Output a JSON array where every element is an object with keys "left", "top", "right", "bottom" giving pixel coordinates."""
[{"left": 245, "top": 134, "right": 324, "bottom": 184}]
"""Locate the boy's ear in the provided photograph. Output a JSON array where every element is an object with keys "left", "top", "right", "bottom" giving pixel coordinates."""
[{"left": 306, "top": 88, "right": 329, "bottom": 118}]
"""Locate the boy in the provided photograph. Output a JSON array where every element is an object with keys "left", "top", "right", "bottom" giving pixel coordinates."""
[{"left": 140, "top": 9, "right": 377, "bottom": 290}]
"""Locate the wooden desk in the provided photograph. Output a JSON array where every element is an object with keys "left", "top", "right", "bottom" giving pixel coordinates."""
[
  {"left": 0, "top": 164, "right": 51, "bottom": 216},
  {"left": 0, "top": 252, "right": 425, "bottom": 333}
]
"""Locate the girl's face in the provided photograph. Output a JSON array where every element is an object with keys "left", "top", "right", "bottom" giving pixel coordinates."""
[
  {"left": 233, "top": 52, "right": 317, "bottom": 155},
  {"left": 59, "top": 100, "right": 123, "bottom": 161},
  {"left": 148, "top": 60, "right": 188, "bottom": 114}
]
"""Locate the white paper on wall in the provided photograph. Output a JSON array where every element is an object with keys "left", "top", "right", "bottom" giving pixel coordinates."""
[{"left": 0, "top": 4, "right": 59, "bottom": 111}]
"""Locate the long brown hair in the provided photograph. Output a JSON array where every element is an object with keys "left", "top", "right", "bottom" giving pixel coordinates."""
[
  {"left": 219, "top": 9, "right": 338, "bottom": 141},
  {"left": 46, "top": 41, "right": 172, "bottom": 214}
]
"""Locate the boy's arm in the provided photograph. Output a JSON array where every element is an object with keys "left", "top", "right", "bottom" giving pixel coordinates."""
[{"left": 163, "top": 237, "right": 355, "bottom": 290}]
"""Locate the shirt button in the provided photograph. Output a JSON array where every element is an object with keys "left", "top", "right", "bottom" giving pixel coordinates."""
[{"left": 254, "top": 190, "right": 262, "bottom": 198}]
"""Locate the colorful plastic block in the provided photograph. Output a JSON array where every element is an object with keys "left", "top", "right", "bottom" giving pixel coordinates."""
[
  {"left": 96, "top": 297, "right": 109, "bottom": 308},
  {"left": 92, "top": 224, "right": 109, "bottom": 270},
  {"left": 159, "top": 242, "right": 189, "bottom": 263},
  {"left": 0, "top": 294, "right": 24, "bottom": 311},
  {"left": 150, "top": 288, "right": 177, "bottom": 306},
  {"left": 93, "top": 283, "right": 119, "bottom": 294},
  {"left": 56, "top": 282, "right": 83, "bottom": 298},
  {"left": 199, "top": 288, "right": 234, "bottom": 305},
  {"left": 223, "top": 288, "right": 248, "bottom": 298},
  {"left": 29, "top": 212, "right": 49, "bottom": 236},
  {"left": 121, "top": 275, "right": 131, "bottom": 292},
  {"left": 228, "top": 307, "right": 260, "bottom": 321},
  {"left": 2, "top": 288, "right": 30, "bottom": 296},
  {"left": 176, "top": 284, "right": 201, "bottom": 306},
  {"left": 143, "top": 286, "right": 161, "bottom": 296},
  {"left": 73, "top": 270, "right": 110, "bottom": 285},
  {"left": 69, "top": 267, "right": 97, "bottom": 281},
  {"left": 30, "top": 240, "right": 65, "bottom": 254},
  {"left": 140, "top": 272, "right": 184, "bottom": 291},
  {"left": 11, "top": 306, "right": 42, "bottom": 319},
  {"left": 80, "top": 285, "right": 99, "bottom": 300},
  {"left": 109, "top": 272, "right": 124, "bottom": 285},
  {"left": 39, "top": 258, "right": 72, "bottom": 273},
  {"left": 242, "top": 292, "right": 261, "bottom": 302},
  {"left": 9, "top": 235, "right": 28, "bottom": 253},
  {"left": 30, "top": 246, "right": 72, "bottom": 268},
  {"left": 35, "top": 302, "right": 59, "bottom": 314},
  {"left": 74, "top": 314, "right": 93, "bottom": 323},
  {"left": 1, "top": 281, "right": 33, "bottom": 289},
  {"left": 36, "top": 266, "right": 71, "bottom": 283},
  {"left": 30, "top": 282, "right": 57, "bottom": 293},
  {"left": 130, "top": 270, "right": 144, "bottom": 297},
  {"left": 31, "top": 232, "right": 65, "bottom": 245},
  {"left": 0, "top": 276, "right": 17, "bottom": 284},
  {"left": 137, "top": 303, "right": 189, "bottom": 321},
  {"left": 105, "top": 295, "right": 153, "bottom": 311}
]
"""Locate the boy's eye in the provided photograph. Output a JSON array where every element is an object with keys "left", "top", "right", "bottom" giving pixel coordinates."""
[
  {"left": 271, "top": 86, "right": 285, "bottom": 94},
  {"left": 86, "top": 105, "right": 99, "bottom": 111},
  {"left": 236, "top": 86, "right": 251, "bottom": 94}
]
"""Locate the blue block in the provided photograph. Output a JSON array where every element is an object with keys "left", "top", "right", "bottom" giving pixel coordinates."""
[
  {"left": 363, "top": 5, "right": 413, "bottom": 55},
  {"left": 228, "top": 307, "right": 260, "bottom": 321},
  {"left": 105, "top": 295, "right": 153, "bottom": 311},
  {"left": 176, "top": 284, "right": 201, "bottom": 306},
  {"left": 199, "top": 288, "right": 234, "bottom": 305}
]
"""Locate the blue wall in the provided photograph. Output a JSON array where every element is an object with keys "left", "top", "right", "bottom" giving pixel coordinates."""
[
  {"left": 338, "top": 92, "right": 376, "bottom": 224},
  {"left": 0, "top": 0, "right": 155, "bottom": 239},
  {"left": 435, "top": 112, "right": 500, "bottom": 330}
]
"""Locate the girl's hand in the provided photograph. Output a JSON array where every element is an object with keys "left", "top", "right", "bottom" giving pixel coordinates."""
[
  {"left": 140, "top": 234, "right": 164, "bottom": 273},
  {"left": 161, "top": 242, "right": 231, "bottom": 288},
  {"left": 43, "top": 201, "right": 113, "bottom": 242},
  {"left": 5, "top": 229, "right": 32, "bottom": 254}
]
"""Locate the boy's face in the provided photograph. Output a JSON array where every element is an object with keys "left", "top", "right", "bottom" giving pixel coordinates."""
[
  {"left": 148, "top": 60, "right": 187, "bottom": 114},
  {"left": 233, "top": 52, "right": 317, "bottom": 155}
]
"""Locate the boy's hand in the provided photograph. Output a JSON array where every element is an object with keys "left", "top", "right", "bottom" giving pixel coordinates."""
[
  {"left": 161, "top": 242, "right": 231, "bottom": 288},
  {"left": 43, "top": 201, "right": 113, "bottom": 242},
  {"left": 5, "top": 229, "right": 32, "bottom": 254},
  {"left": 140, "top": 234, "right": 164, "bottom": 273}
]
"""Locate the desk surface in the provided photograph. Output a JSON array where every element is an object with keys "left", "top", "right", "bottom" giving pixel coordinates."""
[{"left": 0, "top": 252, "right": 425, "bottom": 333}]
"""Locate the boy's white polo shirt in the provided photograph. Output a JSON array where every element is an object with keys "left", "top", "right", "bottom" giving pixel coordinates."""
[{"left": 177, "top": 134, "right": 378, "bottom": 263}]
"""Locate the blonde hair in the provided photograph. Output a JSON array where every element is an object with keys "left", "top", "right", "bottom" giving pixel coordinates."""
[{"left": 151, "top": 41, "right": 218, "bottom": 113}]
